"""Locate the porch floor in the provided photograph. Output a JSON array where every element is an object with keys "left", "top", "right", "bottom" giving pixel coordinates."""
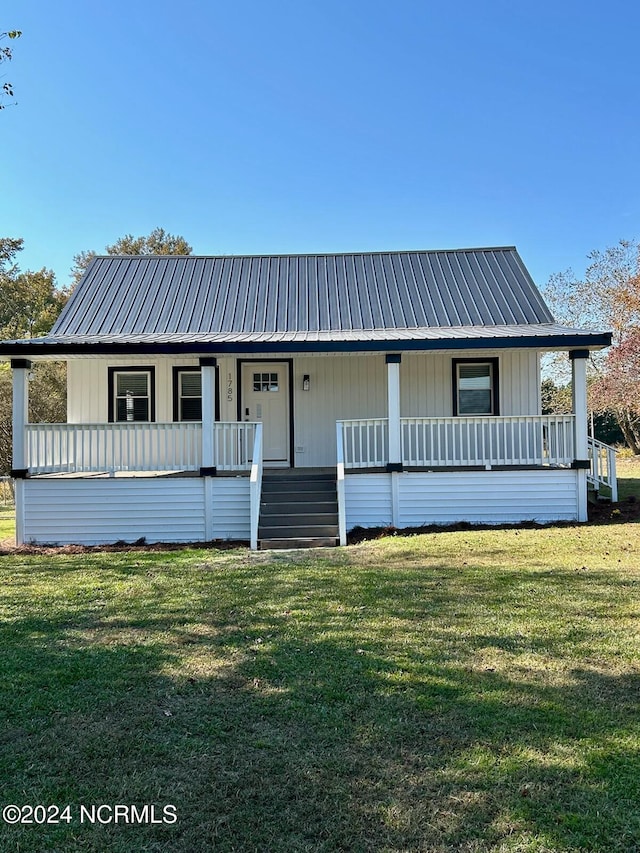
[{"left": 27, "top": 464, "right": 565, "bottom": 479}]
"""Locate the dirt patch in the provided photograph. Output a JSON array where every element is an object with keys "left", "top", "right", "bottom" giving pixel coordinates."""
[
  {"left": 0, "top": 539, "right": 248, "bottom": 557},
  {"left": 587, "top": 494, "right": 640, "bottom": 524},
  {"left": 347, "top": 496, "right": 640, "bottom": 544}
]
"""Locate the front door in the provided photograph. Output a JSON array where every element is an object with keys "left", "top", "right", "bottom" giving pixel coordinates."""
[{"left": 241, "top": 362, "right": 290, "bottom": 465}]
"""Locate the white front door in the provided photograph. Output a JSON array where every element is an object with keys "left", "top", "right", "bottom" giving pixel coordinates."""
[{"left": 241, "top": 362, "right": 290, "bottom": 465}]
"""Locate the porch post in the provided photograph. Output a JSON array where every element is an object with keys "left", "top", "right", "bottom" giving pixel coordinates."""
[
  {"left": 199, "top": 357, "right": 217, "bottom": 476},
  {"left": 11, "top": 358, "right": 31, "bottom": 477},
  {"left": 570, "top": 349, "right": 589, "bottom": 522},
  {"left": 386, "top": 354, "right": 402, "bottom": 471}
]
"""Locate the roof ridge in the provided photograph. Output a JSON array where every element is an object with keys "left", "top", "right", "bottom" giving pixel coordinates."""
[{"left": 91, "top": 246, "right": 519, "bottom": 261}]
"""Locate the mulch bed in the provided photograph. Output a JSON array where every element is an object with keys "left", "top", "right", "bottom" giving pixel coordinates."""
[{"left": 0, "top": 539, "right": 248, "bottom": 557}]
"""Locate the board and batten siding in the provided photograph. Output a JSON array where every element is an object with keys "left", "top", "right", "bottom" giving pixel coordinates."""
[
  {"left": 293, "top": 355, "right": 388, "bottom": 467},
  {"left": 66, "top": 350, "right": 541, "bottom": 467},
  {"left": 67, "top": 356, "right": 202, "bottom": 423},
  {"left": 400, "top": 350, "right": 540, "bottom": 417},
  {"left": 20, "top": 476, "right": 251, "bottom": 545},
  {"left": 345, "top": 469, "right": 578, "bottom": 529}
]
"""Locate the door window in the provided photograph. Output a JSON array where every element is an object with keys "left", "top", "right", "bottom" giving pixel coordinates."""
[{"left": 253, "top": 372, "right": 279, "bottom": 392}]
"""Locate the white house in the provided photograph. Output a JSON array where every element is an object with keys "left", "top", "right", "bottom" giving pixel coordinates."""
[{"left": 0, "top": 248, "right": 615, "bottom": 548}]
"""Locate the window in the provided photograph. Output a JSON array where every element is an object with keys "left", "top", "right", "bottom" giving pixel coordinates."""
[
  {"left": 453, "top": 359, "right": 499, "bottom": 415},
  {"left": 176, "top": 369, "right": 202, "bottom": 421},
  {"left": 253, "top": 372, "right": 279, "bottom": 392},
  {"left": 108, "top": 367, "right": 155, "bottom": 422}
]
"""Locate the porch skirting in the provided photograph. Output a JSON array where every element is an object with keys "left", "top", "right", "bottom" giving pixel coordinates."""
[
  {"left": 16, "top": 468, "right": 580, "bottom": 546},
  {"left": 17, "top": 476, "right": 250, "bottom": 546},
  {"left": 344, "top": 468, "right": 580, "bottom": 529}
]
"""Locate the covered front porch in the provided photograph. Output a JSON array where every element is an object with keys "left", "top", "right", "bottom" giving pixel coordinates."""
[{"left": 9, "top": 347, "right": 617, "bottom": 548}]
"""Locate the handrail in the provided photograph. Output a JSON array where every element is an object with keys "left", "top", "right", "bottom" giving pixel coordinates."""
[
  {"left": 336, "top": 421, "right": 347, "bottom": 546},
  {"left": 249, "top": 423, "right": 264, "bottom": 550},
  {"left": 587, "top": 437, "right": 618, "bottom": 501}
]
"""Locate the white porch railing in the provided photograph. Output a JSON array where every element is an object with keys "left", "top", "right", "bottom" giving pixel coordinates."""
[
  {"left": 249, "top": 423, "right": 264, "bottom": 550},
  {"left": 337, "top": 415, "right": 576, "bottom": 469},
  {"left": 401, "top": 415, "right": 575, "bottom": 467},
  {"left": 25, "top": 422, "right": 258, "bottom": 474},
  {"left": 587, "top": 437, "right": 618, "bottom": 501},
  {"left": 213, "top": 422, "right": 257, "bottom": 472},
  {"left": 338, "top": 418, "right": 389, "bottom": 469}
]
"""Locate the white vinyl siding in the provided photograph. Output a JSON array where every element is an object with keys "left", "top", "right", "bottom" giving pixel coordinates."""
[
  {"left": 209, "top": 477, "right": 250, "bottom": 539},
  {"left": 344, "top": 469, "right": 578, "bottom": 528},
  {"left": 22, "top": 478, "right": 206, "bottom": 545},
  {"left": 344, "top": 473, "right": 393, "bottom": 529},
  {"left": 20, "top": 476, "right": 251, "bottom": 546},
  {"left": 18, "top": 468, "right": 578, "bottom": 546}
]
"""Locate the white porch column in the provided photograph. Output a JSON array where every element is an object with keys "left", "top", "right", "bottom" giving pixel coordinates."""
[
  {"left": 570, "top": 349, "right": 589, "bottom": 522},
  {"left": 386, "top": 354, "right": 402, "bottom": 471},
  {"left": 199, "top": 357, "right": 217, "bottom": 475},
  {"left": 11, "top": 358, "right": 31, "bottom": 476}
]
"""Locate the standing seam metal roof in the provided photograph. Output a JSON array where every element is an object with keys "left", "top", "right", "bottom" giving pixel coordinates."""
[{"left": 50, "top": 247, "right": 555, "bottom": 339}]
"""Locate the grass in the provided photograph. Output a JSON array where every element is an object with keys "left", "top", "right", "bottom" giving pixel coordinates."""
[
  {"left": 0, "top": 504, "right": 15, "bottom": 541},
  {"left": 0, "top": 468, "right": 639, "bottom": 852},
  {"left": 614, "top": 455, "right": 640, "bottom": 502}
]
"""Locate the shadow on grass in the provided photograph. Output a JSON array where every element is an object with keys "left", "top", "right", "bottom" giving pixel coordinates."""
[{"left": 1, "top": 559, "right": 639, "bottom": 852}]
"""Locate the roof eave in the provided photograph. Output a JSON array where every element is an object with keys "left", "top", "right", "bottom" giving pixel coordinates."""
[{"left": 0, "top": 331, "right": 613, "bottom": 357}]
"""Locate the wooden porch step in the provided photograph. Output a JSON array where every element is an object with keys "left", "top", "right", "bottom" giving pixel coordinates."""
[
  {"left": 260, "top": 500, "right": 338, "bottom": 515},
  {"left": 258, "top": 471, "right": 340, "bottom": 549},
  {"left": 258, "top": 524, "right": 339, "bottom": 539},
  {"left": 261, "top": 480, "right": 336, "bottom": 495},
  {"left": 259, "top": 512, "right": 338, "bottom": 527},
  {"left": 259, "top": 537, "right": 340, "bottom": 550}
]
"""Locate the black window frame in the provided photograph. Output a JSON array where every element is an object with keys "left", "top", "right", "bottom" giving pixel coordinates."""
[
  {"left": 108, "top": 366, "right": 156, "bottom": 423},
  {"left": 452, "top": 357, "right": 500, "bottom": 416},
  {"left": 172, "top": 366, "right": 220, "bottom": 422}
]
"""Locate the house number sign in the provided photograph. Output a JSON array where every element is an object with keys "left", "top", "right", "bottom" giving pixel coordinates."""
[{"left": 227, "top": 373, "right": 233, "bottom": 403}]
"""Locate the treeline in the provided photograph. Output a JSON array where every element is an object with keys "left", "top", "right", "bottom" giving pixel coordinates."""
[
  {"left": 545, "top": 238, "right": 640, "bottom": 453},
  {"left": 0, "top": 230, "right": 192, "bottom": 473}
]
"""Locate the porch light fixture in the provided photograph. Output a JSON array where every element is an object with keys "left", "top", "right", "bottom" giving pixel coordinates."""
[{"left": 302, "top": 374, "right": 310, "bottom": 391}]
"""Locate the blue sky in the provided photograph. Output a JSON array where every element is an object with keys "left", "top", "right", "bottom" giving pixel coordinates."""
[{"left": 2, "top": 0, "right": 639, "bottom": 290}]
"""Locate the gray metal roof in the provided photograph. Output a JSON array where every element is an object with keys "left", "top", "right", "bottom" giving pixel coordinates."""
[
  {"left": 0, "top": 248, "right": 612, "bottom": 354},
  {"left": 52, "top": 248, "right": 553, "bottom": 337}
]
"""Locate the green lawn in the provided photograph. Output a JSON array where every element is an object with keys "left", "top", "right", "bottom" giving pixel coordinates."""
[
  {"left": 614, "top": 455, "right": 640, "bottom": 502},
  {"left": 0, "top": 504, "right": 639, "bottom": 851},
  {"left": 0, "top": 506, "right": 15, "bottom": 542}
]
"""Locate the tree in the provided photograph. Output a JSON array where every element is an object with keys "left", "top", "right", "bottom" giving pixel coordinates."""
[
  {"left": 0, "top": 239, "right": 69, "bottom": 339},
  {"left": 71, "top": 227, "right": 193, "bottom": 286},
  {"left": 0, "top": 239, "right": 69, "bottom": 473},
  {"left": 541, "top": 378, "right": 572, "bottom": 415},
  {"left": 545, "top": 238, "right": 640, "bottom": 452},
  {"left": 1, "top": 29, "right": 21, "bottom": 109},
  {"left": 593, "top": 330, "right": 640, "bottom": 452}
]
